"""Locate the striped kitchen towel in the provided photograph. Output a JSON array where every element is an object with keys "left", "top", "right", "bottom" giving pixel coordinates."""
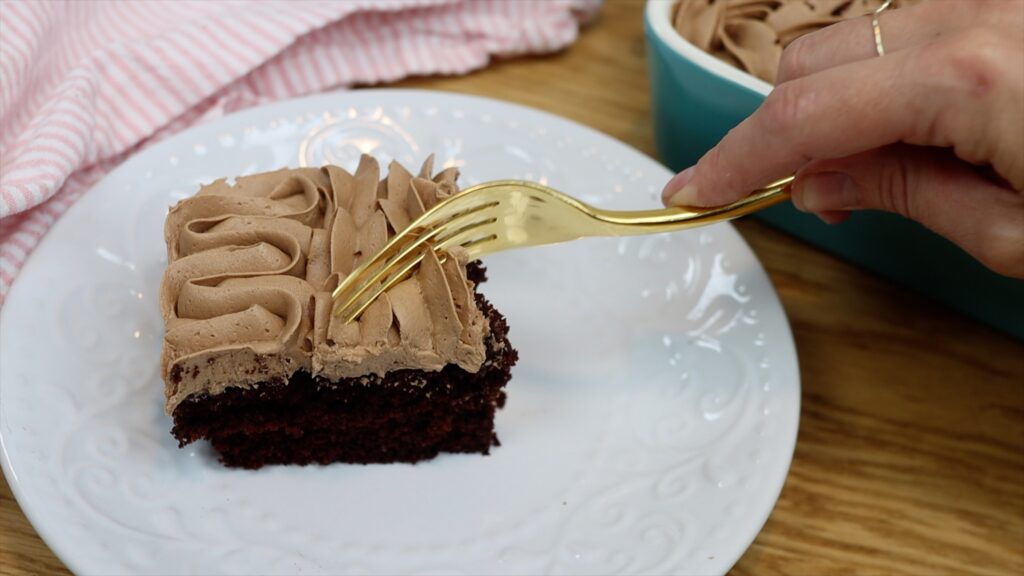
[{"left": 0, "top": 0, "right": 600, "bottom": 304}]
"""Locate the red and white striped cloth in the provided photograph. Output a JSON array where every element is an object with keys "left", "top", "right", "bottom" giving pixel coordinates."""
[{"left": 0, "top": 0, "right": 600, "bottom": 305}]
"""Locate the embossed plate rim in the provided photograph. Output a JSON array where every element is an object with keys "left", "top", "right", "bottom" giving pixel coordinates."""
[{"left": 0, "top": 88, "right": 800, "bottom": 576}]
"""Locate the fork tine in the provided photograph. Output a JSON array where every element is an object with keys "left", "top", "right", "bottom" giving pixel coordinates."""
[
  {"left": 332, "top": 224, "right": 442, "bottom": 311},
  {"left": 333, "top": 205, "right": 496, "bottom": 313},
  {"left": 433, "top": 215, "right": 498, "bottom": 246},
  {"left": 331, "top": 196, "right": 500, "bottom": 318},
  {"left": 336, "top": 219, "right": 499, "bottom": 322},
  {"left": 341, "top": 224, "right": 500, "bottom": 321},
  {"left": 435, "top": 221, "right": 499, "bottom": 253},
  {"left": 451, "top": 234, "right": 498, "bottom": 257},
  {"left": 339, "top": 251, "right": 425, "bottom": 322}
]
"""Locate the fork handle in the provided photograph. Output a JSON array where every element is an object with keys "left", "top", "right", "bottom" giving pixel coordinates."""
[{"left": 592, "top": 175, "right": 794, "bottom": 234}]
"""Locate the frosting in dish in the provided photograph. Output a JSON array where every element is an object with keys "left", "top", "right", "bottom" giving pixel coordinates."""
[
  {"left": 673, "top": 0, "right": 924, "bottom": 83},
  {"left": 160, "top": 156, "right": 488, "bottom": 414}
]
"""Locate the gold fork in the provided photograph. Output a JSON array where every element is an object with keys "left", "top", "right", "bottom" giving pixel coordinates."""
[{"left": 331, "top": 176, "right": 794, "bottom": 322}]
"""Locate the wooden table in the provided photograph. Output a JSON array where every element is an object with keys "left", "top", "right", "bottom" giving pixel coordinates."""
[{"left": 3, "top": 2, "right": 1022, "bottom": 574}]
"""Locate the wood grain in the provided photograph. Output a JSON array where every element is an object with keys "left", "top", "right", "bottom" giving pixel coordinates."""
[{"left": 2, "top": 1, "right": 1022, "bottom": 574}]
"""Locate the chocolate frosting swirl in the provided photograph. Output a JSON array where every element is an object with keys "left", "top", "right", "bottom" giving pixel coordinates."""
[
  {"left": 673, "top": 0, "right": 924, "bottom": 83},
  {"left": 160, "top": 156, "right": 488, "bottom": 414}
]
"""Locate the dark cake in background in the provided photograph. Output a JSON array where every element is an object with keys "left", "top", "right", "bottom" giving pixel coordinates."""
[{"left": 159, "top": 155, "right": 517, "bottom": 468}]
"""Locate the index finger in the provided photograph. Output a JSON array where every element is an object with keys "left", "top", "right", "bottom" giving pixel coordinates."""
[{"left": 663, "top": 35, "right": 983, "bottom": 207}]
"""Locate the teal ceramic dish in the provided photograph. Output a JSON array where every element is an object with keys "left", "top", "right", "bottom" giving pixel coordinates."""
[{"left": 643, "top": 0, "right": 1024, "bottom": 340}]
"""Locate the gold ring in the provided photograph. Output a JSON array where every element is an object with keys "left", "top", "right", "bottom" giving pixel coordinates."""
[{"left": 872, "top": 0, "right": 894, "bottom": 56}]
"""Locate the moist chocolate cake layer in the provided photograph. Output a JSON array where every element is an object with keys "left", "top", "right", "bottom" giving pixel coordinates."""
[{"left": 171, "top": 293, "right": 517, "bottom": 469}]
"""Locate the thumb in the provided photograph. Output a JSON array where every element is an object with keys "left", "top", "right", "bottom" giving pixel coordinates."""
[{"left": 793, "top": 145, "right": 1024, "bottom": 278}]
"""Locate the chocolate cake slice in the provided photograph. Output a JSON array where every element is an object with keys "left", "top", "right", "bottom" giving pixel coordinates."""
[{"left": 159, "top": 155, "right": 517, "bottom": 468}]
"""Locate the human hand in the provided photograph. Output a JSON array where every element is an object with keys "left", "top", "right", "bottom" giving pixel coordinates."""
[{"left": 661, "top": 0, "right": 1024, "bottom": 277}]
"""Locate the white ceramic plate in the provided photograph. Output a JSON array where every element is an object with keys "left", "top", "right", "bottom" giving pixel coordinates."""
[{"left": 0, "top": 89, "right": 799, "bottom": 576}]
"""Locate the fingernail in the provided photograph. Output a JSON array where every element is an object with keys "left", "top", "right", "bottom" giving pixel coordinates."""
[
  {"left": 816, "top": 210, "right": 851, "bottom": 225},
  {"left": 662, "top": 166, "right": 697, "bottom": 206},
  {"left": 796, "top": 172, "right": 859, "bottom": 212}
]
